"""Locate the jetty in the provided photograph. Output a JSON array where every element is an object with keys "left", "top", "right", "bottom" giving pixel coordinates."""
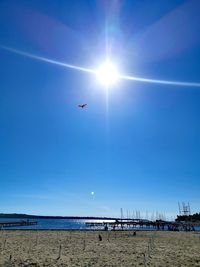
[
  {"left": 0, "top": 220, "right": 37, "bottom": 228},
  {"left": 86, "top": 219, "right": 197, "bottom": 231}
]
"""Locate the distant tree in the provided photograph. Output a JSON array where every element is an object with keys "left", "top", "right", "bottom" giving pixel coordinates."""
[{"left": 176, "top": 213, "right": 200, "bottom": 222}]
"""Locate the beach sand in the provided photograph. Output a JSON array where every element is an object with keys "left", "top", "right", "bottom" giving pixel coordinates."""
[{"left": 0, "top": 230, "right": 200, "bottom": 266}]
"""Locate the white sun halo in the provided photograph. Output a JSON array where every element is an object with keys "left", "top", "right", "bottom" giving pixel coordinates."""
[{"left": 96, "top": 61, "right": 119, "bottom": 87}]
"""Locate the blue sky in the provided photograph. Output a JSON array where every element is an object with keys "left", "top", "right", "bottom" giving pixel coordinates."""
[{"left": 0, "top": 0, "right": 200, "bottom": 218}]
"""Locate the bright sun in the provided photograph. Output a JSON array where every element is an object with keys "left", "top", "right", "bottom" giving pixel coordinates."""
[{"left": 96, "top": 61, "right": 119, "bottom": 87}]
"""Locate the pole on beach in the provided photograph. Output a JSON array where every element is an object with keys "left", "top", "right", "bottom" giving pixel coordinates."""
[{"left": 56, "top": 245, "right": 62, "bottom": 260}]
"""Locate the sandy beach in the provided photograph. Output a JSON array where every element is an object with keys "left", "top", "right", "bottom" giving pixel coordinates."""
[{"left": 0, "top": 230, "right": 200, "bottom": 266}]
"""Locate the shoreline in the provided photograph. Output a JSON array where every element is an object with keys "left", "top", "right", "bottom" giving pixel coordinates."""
[{"left": 1, "top": 228, "right": 198, "bottom": 231}]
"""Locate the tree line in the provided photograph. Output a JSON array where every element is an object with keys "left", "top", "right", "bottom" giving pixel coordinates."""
[{"left": 176, "top": 212, "right": 200, "bottom": 222}]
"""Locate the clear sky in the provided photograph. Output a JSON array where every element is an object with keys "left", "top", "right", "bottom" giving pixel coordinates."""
[{"left": 0, "top": 0, "right": 200, "bottom": 218}]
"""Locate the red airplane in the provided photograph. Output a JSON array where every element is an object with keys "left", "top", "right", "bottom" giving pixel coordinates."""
[{"left": 78, "top": 104, "right": 87, "bottom": 108}]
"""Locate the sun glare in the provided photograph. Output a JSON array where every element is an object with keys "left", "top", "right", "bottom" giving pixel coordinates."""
[{"left": 96, "top": 61, "right": 119, "bottom": 87}]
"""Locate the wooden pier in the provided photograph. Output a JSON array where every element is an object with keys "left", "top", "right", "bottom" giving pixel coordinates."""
[
  {"left": 0, "top": 220, "right": 37, "bottom": 228},
  {"left": 85, "top": 219, "right": 197, "bottom": 231}
]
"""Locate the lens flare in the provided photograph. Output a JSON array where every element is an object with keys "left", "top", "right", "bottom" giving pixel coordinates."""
[
  {"left": 0, "top": 45, "right": 94, "bottom": 74},
  {"left": 96, "top": 61, "right": 119, "bottom": 87},
  {"left": 1, "top": 45, "right": 200, "bottom": 88}
]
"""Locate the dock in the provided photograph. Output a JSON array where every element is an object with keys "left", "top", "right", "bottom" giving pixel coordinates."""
[
  {"left": 0, "top": 220, "right": 37, "bottom": 228},
  {"left": 86, "top": 219, "right": 197, "bottom": 231}
]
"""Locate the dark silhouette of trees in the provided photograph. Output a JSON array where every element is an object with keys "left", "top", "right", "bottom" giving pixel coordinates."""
[{"left": 176, "top": 212, "right": 200, "bottom": 222}]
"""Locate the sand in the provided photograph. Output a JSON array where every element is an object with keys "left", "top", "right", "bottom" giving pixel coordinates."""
[{"left": 0, "top": 230, "right": 200, "bottom": 266}]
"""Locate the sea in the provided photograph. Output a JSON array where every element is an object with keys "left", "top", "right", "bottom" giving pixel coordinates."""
[
  {"left": 0, "top": 218, "right": 115, "bottom": 230},
  {"left": 0, "top": 218, "right": 199, "bottom": 231}
]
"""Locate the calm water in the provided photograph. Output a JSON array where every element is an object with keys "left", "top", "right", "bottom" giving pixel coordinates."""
[
  {"left": 0, "top": 218, "right": 199, "bottom": 231},
  {"left": 0, "top": 218, "right": 114, "bottom": 230}
]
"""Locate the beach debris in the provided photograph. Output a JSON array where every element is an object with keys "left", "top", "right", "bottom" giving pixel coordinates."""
[
  {"left": 9, "top": 254, "right": 12, "bottom": 265},
  {"left": 142, "top": 252, "right": 147, "bottom": 267},
  {"left": 107, "top": 232, "right": 110, "bottom": 242},
  {"left": 83, "top": 239, "right": 86, "bottom": 251},
  {"left": 142, "top": 232, "right": 156, "bottom": 266},
  {"left": 2, "top": 238, "right": 6, "bottom": 253},
  {"left": 56, "top": 244, "right": 62, "bottom": 260},
  {"left": 35, "top": 231, "right": 38, "bottom": 246},
  {"left": 98, "top": 234, "right": 102, "bottom": 241}
]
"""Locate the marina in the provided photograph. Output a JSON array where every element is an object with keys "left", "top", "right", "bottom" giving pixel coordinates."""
[
  {"left": 86, "top": 219, "right": 197, "bottom": 231},
  {"left": 0, "top": 217, "right": 199, "bottom": 231}
]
